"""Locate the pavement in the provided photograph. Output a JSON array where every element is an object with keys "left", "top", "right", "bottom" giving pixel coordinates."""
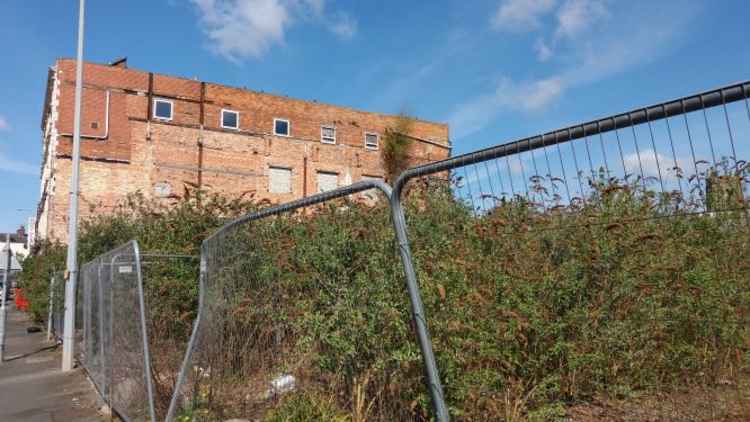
[{"left": 0, "top": 303, "right": 103, "bottom": 422}]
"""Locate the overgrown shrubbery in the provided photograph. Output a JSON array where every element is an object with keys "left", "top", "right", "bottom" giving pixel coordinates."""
[
  {"left": 18, "top": 239, "right": 67, "bottom": 323},
  {"left": 19, "top": 179, "right": 750, "bottom": 421},
  {"left": 404, "top": 178, "right": 749, "bottom": 420}
]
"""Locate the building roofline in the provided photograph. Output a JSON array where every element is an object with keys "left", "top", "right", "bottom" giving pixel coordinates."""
[
  {"left": 40, "top": 66, "right": 56, "bottom": 131},
  {"left": 53, "top": 57, "right": 450, "bottom": 133}
]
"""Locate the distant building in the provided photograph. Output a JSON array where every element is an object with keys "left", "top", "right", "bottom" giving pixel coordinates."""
[
  {"left": 0, "top": 232, "right": 23, "bottom": 290},
  {"left": 36, "top": 58, "right": 451, "bottom": 242},
  {"left": 0, "top": 225, "right": 29, "bottom": 259},
  {"left": 0, "top": 248, "right": 22, "bottom": 273}
]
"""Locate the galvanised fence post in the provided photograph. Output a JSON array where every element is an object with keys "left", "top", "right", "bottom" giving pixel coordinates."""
[
  {"left": 390, "top": 185, "right": 450, "bottom": 422},
  {"left": 47, "top": 275, "right": 55, "bottom": 341},
  {"left": 164, "top": 244, "right": 207, "bottom": 422},
  {"left": 96, "top": 260, "right": 106, "bottom": 399},
  {"left": 164, "top": 180, "right": 450, "bottom": 422},
  {"left": 132, "top": 240, "right": 158, "bottom": 422}
]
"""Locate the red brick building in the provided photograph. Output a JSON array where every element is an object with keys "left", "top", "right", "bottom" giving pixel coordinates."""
[{"left": 36, "top": 58, "right": 451, "bottom": 242}]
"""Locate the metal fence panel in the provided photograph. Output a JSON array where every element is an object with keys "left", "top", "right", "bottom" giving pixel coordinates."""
[
  {"left": 49, "top": 271, "right": 65, "bottom": 342},
  {"left": 75, "top": 241, "right": 157, "bottom": 422},
  {"left": 135, "top": 253, "right": 200, "bottom": 420},
  {"left": 108, "top": 241, "right": 156, "bottom": 422},
  {"left": 165, "top": 181, "right": 446, "bottom": 421},
  {"left": 389, "top": 81, "right": 750, "bottom": 420},
  {"left": 45, "top": 79, "right": 748, "bottom": 422},
  {"left": 80, "top": 258, "right": 108, "bottom": 398}
]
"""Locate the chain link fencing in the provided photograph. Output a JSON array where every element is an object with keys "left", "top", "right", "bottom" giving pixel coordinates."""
[
  {"left": 44, "top": 80, "right": 750, "bottom": 421},
  {"left": 48, "top": 271, "right": 65, "bottom": 342},
  {"left": 388, "top": 82, "right": 750, "bottom": 419},
  {"left": 139, "top": 253, "right": 200, "bottom": 420},
  {"left": 48, "top": 245, "right": 201, "bottom": 422},
  {"left": 164, "top": 180, "right": 449, "bottom": 421},
  {"left": 73, "top": 241, "right": 157, "bottom": 422}
]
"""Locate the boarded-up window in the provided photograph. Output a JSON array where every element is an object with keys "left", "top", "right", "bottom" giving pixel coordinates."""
[
  {"left": 317, "top": 171, "right": 338, "bottom": 193},
  {"left": 269, "top": 167, "right": 292, "bottom": 193}
]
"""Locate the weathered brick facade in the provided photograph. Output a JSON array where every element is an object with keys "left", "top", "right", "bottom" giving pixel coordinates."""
[{"left": 37, "top": 59, "right": 451, "bottom": 242}]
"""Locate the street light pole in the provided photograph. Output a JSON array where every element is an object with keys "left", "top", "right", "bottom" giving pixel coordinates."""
[
  {"left": 0, "top": 234, "right": 11, "bottom": 363},
  {"left": 62, "top": 0, "right": 86, "bottom": 372}
]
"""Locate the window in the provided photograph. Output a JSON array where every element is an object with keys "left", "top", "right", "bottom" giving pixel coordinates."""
[
  {"left": 269, "top": 167, "right": 292, "bottom": 193},
  {"left": 274, "top": 118, "right": 290, "bottom": 136},
  {"left": 317, "top": 171, "right": 338, "bottom": 193},
  {"left": 153, "top": 99, "right": 173, "bottom": 120},
  {"left": 321, "top": 125, "right": 336, "bottom": 144},
  {"left": 153, "top": 182, "right": 172, "bottom": 198},
  {"left": 221, "top": 109, "right": 239, "bottom": 129},
  {"left": 364, "top": 132, "right": 379, "bottom": 150}
]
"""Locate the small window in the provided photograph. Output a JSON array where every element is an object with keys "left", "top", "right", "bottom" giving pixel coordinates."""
[
  {"left": 154, "top": 181, "right": 172, "bottom": 198},
  {"left": 221, "top": 109, "right": 239, "bottom": 129},
  {"left": 153, "top": 99, "right": 173, "bottom": 120},
  {"left": 269, "top": 167, "right": 292, "bottom": 193},
  {"left": 274, "top": 118, "right": 290, "bottom": 136},
  {"left": 317, "top": 171, "right": 338, "bottom": 193},
  {"left": 364, "top": 132, "right": 379, "bottom": 150},
  {"left": 321, "top": 125, "right": 336, "bottom": 144}
]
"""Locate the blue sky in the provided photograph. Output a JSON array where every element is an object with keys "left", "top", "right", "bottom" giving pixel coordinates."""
[{"left": 0, "top": 0, "right": 749, "bottom": 232}]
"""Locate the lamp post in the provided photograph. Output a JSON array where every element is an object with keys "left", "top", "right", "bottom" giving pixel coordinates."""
[
  {"left": 62, "top": 0, "right": 86, "bottom": 372},
  {"left": 0, "top": 234, "right": 11, "bottom": 363}
]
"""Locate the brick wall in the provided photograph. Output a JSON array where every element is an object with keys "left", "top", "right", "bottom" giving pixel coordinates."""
[{"left": 38, "top": 59, "right": 451, "bottom": 242}]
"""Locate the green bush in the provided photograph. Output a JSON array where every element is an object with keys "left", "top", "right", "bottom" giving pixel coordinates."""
[
  {"left": 17, "top": 240, "right": 66, "bottom": 322},
  {"left": 19, "top": 180, "right": 750, "bottom": 421}
]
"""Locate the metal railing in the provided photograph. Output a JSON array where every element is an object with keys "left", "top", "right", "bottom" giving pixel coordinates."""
[
  {"left": 75, "top": 241, "right": 157, "bottom": 422},
  {"left": 387, "top": 80, "right": 750, "bottom": 419},
  {"left": 163, "top": 180, "right": 450, "bottom": 421},
  {"left": 394, "top": 81, "right": 749, "bottom": 214},
  {"left": 45, "top": 79, "right": 750, "bottom": 421}
]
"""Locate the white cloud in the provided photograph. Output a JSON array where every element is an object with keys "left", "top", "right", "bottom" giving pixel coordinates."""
[
  {"left": 0, "top": 115, "right": 9, "bottom": 131},
  {"left": 0, "top": 152, "right": 37, "bottom": 176},
  {"left": 329, "top": 12, "right": 357, "bottom": 40},
  {"left": 491, "top": 0, "right": 557, "bottom": 32},
  {"left": 452, "top": 2, "right": 698, "bottom": 140},
  {"left": 555, "top": 0, "right": 609, "bottom": 39},
  {"left": 190, "top": 0, "right": 357, "bottom": 61},
  {"left": 623, "top": 149, "right": 689, "bottom": 182},
  {"left": 491, "top": 0, "right": 609, "bottom": 61},
  {"left": 191, "top": 0, "right": 289, "bottom": 61},
  {"left": 534, "top": 38, "right": 553, "bottom": 62},
  {"left": 449, "top": 76, "right": 565, "bottom": 139},
  {"left": 520, "top": 77, "right": 565, "bottom": 110}
]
